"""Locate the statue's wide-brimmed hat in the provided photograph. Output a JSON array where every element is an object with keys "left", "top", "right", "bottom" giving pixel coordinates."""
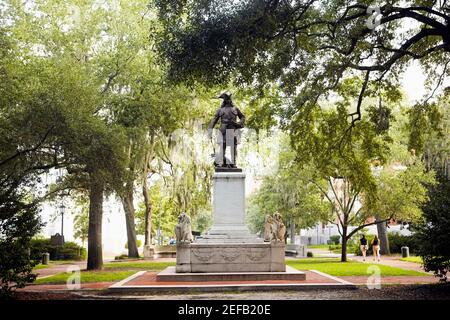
[{"left": 218, "top": 93, "right": 232, "bottom": 101}]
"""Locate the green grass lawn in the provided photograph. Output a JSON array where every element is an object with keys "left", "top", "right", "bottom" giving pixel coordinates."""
[
  {"left": 104, "top": 261, "right": 175, "bottom": 270},
  {"left": 34, "top": 271, "right": 135, "bottom": 285},
  {"left": 306, "top": 245, "right": 329, "bottom": 249},
  {"left": 400, "top": 256, "right": 423, "bottom": 264},
  {"left": 287, "top": 258, "right": 426, "bottom": 276},
  {"left": 33, "top": 261, "right": 175, "bottom": 285}
]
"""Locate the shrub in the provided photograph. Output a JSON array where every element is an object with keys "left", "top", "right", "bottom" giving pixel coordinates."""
[
  {"left": 29, "top": 238, "right": 51, "bottom": 260},
  {"left": 306, "top": 251, "right": 314, "bottom": 258},
  {"left": 124, "top": 239, "right": 142, "bottom": 249},
  {"left": 330, "top": 235, "right": 340, "bottom": 245},
  {"left": 0, "top": 200, "right": 43, "bottom": 298},
  {"left": 58, "top": 242, "right": 86, "bottom": 260},
  {"left": 328, "top": 244, "right": 341, "bottom": 253},
  {"left": 388, "top": 232, "right": 417, "bottom": 254},
  {"left": 415, "top": 174, "right": 450, "bottom": 282},
  {"left": 30, "top": 239, "right": 85, "bottom": 261}
]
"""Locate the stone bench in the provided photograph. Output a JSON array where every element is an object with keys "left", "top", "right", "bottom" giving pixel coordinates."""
[
  {"left": 144, "top": 245, "right": 176, "bottom": 259},
  {"left": 285, "top": 244, "right": 306, "bottom": 258}
]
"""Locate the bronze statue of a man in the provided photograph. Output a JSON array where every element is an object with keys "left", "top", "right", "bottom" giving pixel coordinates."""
[{"left": 207, "top": 93, "right": 245, "bottom": 168}]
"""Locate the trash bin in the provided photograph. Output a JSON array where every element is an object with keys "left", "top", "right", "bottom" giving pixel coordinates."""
[
  {"left": 401, "top": 246, "right": 409, "bottom": 258},
  {"left": 42, "top": 252, "right": 50, "bottom": 265}
]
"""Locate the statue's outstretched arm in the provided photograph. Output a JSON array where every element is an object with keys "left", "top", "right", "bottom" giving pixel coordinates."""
[
  {"left": 207, "top": 109, "right": 220, "bottom": 138},
  {"left": 208, "top": 109, "right": 220, "bottom": 130}
]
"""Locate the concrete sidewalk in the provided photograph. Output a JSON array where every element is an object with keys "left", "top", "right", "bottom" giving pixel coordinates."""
[
  {"left": 35, "top": 261, "right": 87, "bottom": 279},
  {"left": 352, "top": 254, "right": 429, "bottom": 274},
  {"left": 307, "top": 247, "right": 428, "bottom": 274},
  {"left": 307, "top": 247, "right": 355, "bottom": 259}
]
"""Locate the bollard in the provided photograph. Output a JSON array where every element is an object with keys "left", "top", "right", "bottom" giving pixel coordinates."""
[
  {"left": 401, "top": 246, "right": 409, "bottom": 258},
  {"left": 42, "top": 252, "right": 50, "bottom": 265}
]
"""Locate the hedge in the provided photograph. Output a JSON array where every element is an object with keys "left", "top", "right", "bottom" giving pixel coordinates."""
[
  {"left": 30, "top": 238, "right": 86, "bottom": 261},
  {"left": 351, "top": 233, "right": 417, "bottom": 255}
]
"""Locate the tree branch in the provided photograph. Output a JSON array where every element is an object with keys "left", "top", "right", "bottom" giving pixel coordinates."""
[
  {"left": 424, "top": 58, "right": 450, "bottom": 104},
  {"left": 0, "top": 126, "right": 55, "bottom": 168},
  {"left": 348, "top": 28, "right": 443, "bottom": 72},
  {"left": 347, "top": 217, "right": 392, "bottom": 239}
]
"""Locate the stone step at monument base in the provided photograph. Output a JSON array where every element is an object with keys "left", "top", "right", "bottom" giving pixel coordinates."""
[
  {"left": 157, "top": 266, "right": 306, "bottom": 282},
  {"left": 195, "top": 234, "right": 264, "bottom": 244},
  {"left": 196, "top": 224, "right": 264, "bottom": 244},
  {"left": 195, "top": 238, "right": 263, "bottom": 244},
  {"left": 206, "top": 224, "right": 254, "bottom": 234}
]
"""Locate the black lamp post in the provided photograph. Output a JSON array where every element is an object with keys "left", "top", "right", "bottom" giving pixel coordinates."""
[{"left": 59, "top": 203, "right": 66, "bottom": 237}]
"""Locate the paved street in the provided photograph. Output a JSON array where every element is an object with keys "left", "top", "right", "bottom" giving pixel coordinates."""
[{"left": 14, "top": 284, "right": 450, "bottom": 300}]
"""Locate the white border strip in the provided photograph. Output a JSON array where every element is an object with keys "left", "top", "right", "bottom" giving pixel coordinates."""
[
  {"left": 36, "top": 275, "right": 55, "bottom": 280},
  {"left": 110, "top": 271, "right": 146, "bottom": 288},
  {"left": 310, "top": 270, "right": 354, "bottom": 285}
]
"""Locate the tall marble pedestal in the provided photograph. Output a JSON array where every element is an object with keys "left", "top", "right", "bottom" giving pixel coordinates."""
[{"left": 175, "top": 170, "right": 286, "bottom": 273}]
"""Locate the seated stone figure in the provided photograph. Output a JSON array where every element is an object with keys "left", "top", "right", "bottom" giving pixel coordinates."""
[
  {"left": 175, "top": 212, "right": 193, "bottom": 244},
  {"left": 263, "top": 215, "right": 274, "bottom": 242},
  {"left": 263, "top": 212, "right": 286, "bottom": 242},
  {"left": 273, "top": 212, "right": 286, "bottom": 242}
]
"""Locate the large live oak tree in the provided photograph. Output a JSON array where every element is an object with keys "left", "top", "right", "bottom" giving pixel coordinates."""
[
  {"left": 155, "top": 0, "right": 450, "bottom": 130},
  {"left": 154, "top": 0, "right": 448, "bottom": 258}
]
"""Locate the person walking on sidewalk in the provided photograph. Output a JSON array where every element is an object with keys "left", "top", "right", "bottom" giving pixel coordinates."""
[
  {"left": 371, "top": 235, "right": 381, "bottom": 261},
  {"left": 360, "top": 235, "right": 368, "bottom": 261}
]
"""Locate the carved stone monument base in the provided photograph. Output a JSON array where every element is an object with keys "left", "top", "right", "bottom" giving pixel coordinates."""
[
  {"left": 176, "top": 242, "right": 285, "bottom": 273},
  {"left": 172, "top": 170, "right": 295, "bottom": 278}
]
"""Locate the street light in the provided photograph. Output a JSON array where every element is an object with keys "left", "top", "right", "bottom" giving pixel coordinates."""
[{"left": 59, "top": 203, "right": 66, "bottom": 237}]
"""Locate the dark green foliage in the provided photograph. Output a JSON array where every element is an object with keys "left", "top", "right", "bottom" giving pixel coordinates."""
[
  {"left": 125, "top": 239, "right": 142, "bottom": 249},
  {"left": 155, "top": 0, "right": 449, "bottom": 129},
  {"left": 0, "top": 195, "right": 43, "bottom": 298},
  {"left": 408, "top": 102, "right": 444, "bottom": 154},
  {"left": 415, "top": 174, "right": 450, "bottom": 281},
  {"left": 306, "top": 251, "right": 313, "bottom": 258},
  {"left": 58, "top": 242, "right": 86, "bottom": 261},
  {"left": 30, "top": 239, "right": 86, "bottom": 261},
  {"left": 330, "top": 235, "right": 340, "bottom": 245},
  {"left": 388, "top": 232, "right": 417, "bottom": 255},
  {"left": 114, "top": 254, "right": 129, "bottom": 260},
  {"left": 328, "top": 245, "right": 342, "bottom": 253}
]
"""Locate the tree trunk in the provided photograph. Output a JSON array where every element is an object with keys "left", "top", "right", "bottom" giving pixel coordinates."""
[
  {"left": 376, "top": 215, "right": 390, "bottom": 255},
  {"left": 290, "top": 219, "right": 296, "bottom": 244},
  {"left": 142, "top": 168, "right": 152, "bottom": 246},
  {"left": 121, "top": 187, "right": 139, "bottom": 258},
  {"left": 341, "top": 225, "right": 348, "bottom": 262},
  {"left": 87, "top": 174, "right": 104, "bottom": 270}
]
